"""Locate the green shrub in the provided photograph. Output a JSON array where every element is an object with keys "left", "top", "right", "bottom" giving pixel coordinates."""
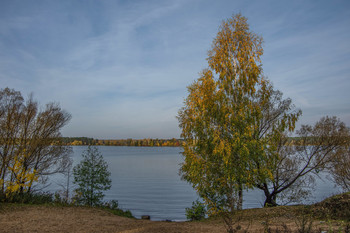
[
  {"left": 8, "top": 192, "right": 54, "bottom": 204},
  {"left": 109, "top": 208, "right": 133, "bottom": 218},
  {"left": 103, "top": 200, "right": 119, "bottom": 210},
  {"left": 101, "top": 199, "right": 134, "bottom": 218},
  {"left": 53, "top": 191, "right": 71, "bottom": 205},
  {"left": 186, "top": 200, "right": 206, "bottom": 221}
]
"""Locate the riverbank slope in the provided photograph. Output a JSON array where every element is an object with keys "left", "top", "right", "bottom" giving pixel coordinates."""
[{"left": 1, "top": 192, "right": 349, "bottom": 232}]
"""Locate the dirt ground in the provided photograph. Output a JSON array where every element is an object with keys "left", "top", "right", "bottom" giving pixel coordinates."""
[
  {"left": 0, "top": 205, "right": 346, "bottom": 233},
  {"left": 0, "top": 205, "right": 225, "bottom": 233}
]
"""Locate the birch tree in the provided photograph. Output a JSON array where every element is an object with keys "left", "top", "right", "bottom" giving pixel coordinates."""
[{"left": 178, "top": 14, "right": 265, "bottom": 228}]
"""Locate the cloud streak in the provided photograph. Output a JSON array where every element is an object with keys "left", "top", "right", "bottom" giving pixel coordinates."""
[{"left": 1, "top": 0, "right": 349, "bottom": 138}]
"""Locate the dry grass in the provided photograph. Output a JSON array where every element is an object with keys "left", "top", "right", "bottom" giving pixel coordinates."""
[
  {"left": 0, "top": 203, "right": 348, "bottom": 233},
  {"left": 0, "top": 205, "right": 226, "bottom": 233},
  {"left": 311, "top": 191, "right": 350, "bottom": 220}
]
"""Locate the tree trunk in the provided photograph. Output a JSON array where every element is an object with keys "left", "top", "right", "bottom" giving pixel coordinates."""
[
  {"left": 264, "top": 193, "right": 278, "bottom": 207},
  {"left": 237, "top": 184, "right": 243, "bottom": 210},
  {"left": 258, "top": 183, "right": 278, "bottom": 207}
]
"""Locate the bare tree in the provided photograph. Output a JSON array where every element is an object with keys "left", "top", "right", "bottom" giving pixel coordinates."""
[
  {"left": 247, "top": 81, "right": 349, "bottom": 206},
  {"left": 329, "top": 148, "right": 350, "bottom": 191},
  {"left": 256, "top": 116, "right": 350, "bottom": 206},
  {"left": 0, "top": 87, "right": 72, "bottom": 197},
  {"left": 57, "top": 158, "right": 73, "bottom": 202},
  {"left": 0, "top": 88, "right": 24, "bottom": 193}
]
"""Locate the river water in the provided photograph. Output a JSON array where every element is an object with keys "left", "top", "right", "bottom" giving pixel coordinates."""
[{"left": 48, "top": 146, "right": 341, "bottom": 221}]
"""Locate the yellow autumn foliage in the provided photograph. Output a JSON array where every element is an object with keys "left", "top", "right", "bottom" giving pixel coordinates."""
[
  {"left": 5, "top": 151, "right": 38, "bottom": 196},
  {"left": 178, "top": 13, "right": 302, "bottom": 216},
  {"left": 178, "top": 14, "right": 266, "bottom": 215}
]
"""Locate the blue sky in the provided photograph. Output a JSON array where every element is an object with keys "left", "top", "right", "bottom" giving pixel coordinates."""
[{"left": 1, "top": 0, "right": 349, "bottom": 139}]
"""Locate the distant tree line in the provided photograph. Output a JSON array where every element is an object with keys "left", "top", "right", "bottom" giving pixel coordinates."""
[
  {"left": 60, "top": 136, "right": 339, "bottom": 147},
  {"left": 60, "top": 137, "right": 95, "bottom": 146},
  {"left": 61, "top": 137, "right": 183, "bottom": 147}
]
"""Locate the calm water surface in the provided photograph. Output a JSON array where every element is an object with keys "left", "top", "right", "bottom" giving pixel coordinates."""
[{"left": 51, "top": 146, "right": 341, "bottom": 221}]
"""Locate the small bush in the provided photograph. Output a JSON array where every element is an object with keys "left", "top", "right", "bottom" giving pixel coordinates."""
[
  {"left": 101, "top": 199, "right": 134, "bottom": 218},
  {"left": 345, "top": 222, "right": 350, "bottom": 233},
  {"left": 52, "top": 191, "right": 71, "bottom": 205},
  {"left": 295, "top": 214, "right": 313, "bottom": 233},
  {"left": 108, "top": 208, "right": 134, "bottom": 218},
  {"left": 8, "top": 192, "right": 54, "bottom": 204},
  {"left": 103, "top": 200, "right": 119, "bottom": 210},
  {"left": 186, "top": 200, "right": 206, "bottom": 221}
]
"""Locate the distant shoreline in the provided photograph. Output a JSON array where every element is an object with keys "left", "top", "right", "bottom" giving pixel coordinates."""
[
  {"left": 60, "top": 136, "right": 311, "bottom": 147},
  {"left": 61, "top": 137, "right": 183, "bottom": 147},
  {"left": 69, "top": 144, "right": 182, "bottom": 147}
]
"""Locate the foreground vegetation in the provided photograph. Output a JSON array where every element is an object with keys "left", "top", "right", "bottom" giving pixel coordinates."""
[
  {"left": 0, "top": 191, "right": 133, "bottom": 219},
  {"left": 1, "top": 192, "right": 349, "bottom": 233}
]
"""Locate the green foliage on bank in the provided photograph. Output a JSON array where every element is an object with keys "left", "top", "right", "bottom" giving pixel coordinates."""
[
  {"left": 0, "top": 191, "right": 134, "bottom": 218},
  {"left": 186, "top": 200, "right": 206, "bottom": 221}
]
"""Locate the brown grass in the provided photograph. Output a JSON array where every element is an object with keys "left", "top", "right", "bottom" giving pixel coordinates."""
[
  {"left": 0, "top": 204, "right": 226, "bottom": 233},
  {"left": 1, "top": 203, "right": 348, "bottom": 233}
]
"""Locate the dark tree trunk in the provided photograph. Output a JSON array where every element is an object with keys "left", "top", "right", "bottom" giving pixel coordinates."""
[
  {"left": 264, "top": 193, "right": 278, "bottom": 207},
  {"left": 237, "top": 186, "right": 243, "bottom": 210},
  {"left": 257, "top": 183, "right": 278, "bottom": 207}
]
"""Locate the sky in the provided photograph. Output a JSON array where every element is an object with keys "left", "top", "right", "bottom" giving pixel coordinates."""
[{"left": 0, "top": 0, "right": 349, "bottom": 139}]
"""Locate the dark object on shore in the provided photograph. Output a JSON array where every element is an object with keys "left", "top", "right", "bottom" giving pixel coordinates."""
[{"left": 141, "top": 215, "right": 150, "bottom": 220}]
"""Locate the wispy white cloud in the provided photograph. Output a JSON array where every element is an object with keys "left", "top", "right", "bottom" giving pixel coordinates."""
[{"left": 1, "top": 0, "right": 349, "bottom": 138}]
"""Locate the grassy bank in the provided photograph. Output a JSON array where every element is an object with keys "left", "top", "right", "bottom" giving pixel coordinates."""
[{"left": 1, "top": 192, "right": 349, "bottom": 232}]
